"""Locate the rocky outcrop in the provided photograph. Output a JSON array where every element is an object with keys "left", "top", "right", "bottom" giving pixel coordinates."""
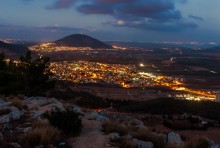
[
  {"left": 132, "top": 138, "right": 154, "bottom": 148},
  {"left": 0, "top": 106, "right": 23, "bottom": 124},
  {"left": 0, "top": 100, "right": 11, "bottom": 108},
  {"left": 85, "top": 112, "right": 109, "bottom": 122},
  {"left": 167, "top": 132, "right": 182, "bottom": 144},
  {"left": 24, "top": 97, "right": 65, "bottom": 118},
  {"left": 109, "top": 132, "right": 121, "bottom": 141}
]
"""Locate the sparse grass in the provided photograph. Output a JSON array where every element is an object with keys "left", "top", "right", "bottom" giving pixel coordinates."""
[
  {"left": 185, "top": 136, "right": 210, "bottom": 148},
  {"left": 11, "top": 99, "right": 25, "bottom": 110},
  {"left": 102, "top": 121, "right": 130, "bottom": 136},
  {"left": 133, "top": 128, "right": 166, "bottom": 148},
  {"left": 120, "top": 139, "right": 135, "bottom": 148},
  {"left": 21, "top": 120, "right": 60, "bottom": 148}
]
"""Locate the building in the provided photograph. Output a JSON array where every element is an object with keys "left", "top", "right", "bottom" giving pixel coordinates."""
[{"left": 216, "top": 92, "right": 220, "bottom": 102}]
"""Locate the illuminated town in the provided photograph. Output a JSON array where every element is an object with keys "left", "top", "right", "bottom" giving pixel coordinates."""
[{"left": 50, "top": 61, "right": 216, "bottom": 101}]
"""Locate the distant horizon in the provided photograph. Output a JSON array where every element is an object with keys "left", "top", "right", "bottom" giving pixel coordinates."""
[
  {"left": 0, "top": 33, "right": 219, "bottom": 45},
  {"left": 1, "top": 0, "right": 220, "bottom": 43}
]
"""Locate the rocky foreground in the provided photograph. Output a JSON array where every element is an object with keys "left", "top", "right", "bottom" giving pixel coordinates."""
[{"left": 0, "top": 96, "right": 219, "bottom": 148}]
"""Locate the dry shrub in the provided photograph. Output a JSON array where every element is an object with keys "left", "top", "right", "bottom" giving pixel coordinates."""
[
  {"left": 11, "top": 99, "right": 25, "bottom": 110},
  {"left": 21, "top": 120, "right": 60, "bottom": 148},
  {"left": 133, "top": 128, "right": 166, "bottom": 148},
  {"left": 102, "top": 121, "right": 129, "bottom": 136},
  {"left": 185, "top": 136, "right": 210, "bottom": 148},
  {"left": 32, "top": 119, "right": 49, "bottom": 128},
  {"left": 133, "top": 128, "right": 151, "bottom": 141},
  {"left": 120, "top": 139, "right": 135, "bottom": 148}
]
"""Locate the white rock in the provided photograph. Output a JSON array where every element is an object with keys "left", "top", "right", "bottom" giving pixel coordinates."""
[
  {"left": 211, "top": 144, "right": 220, "bottom": 148},
  {"left": 123, "top": 133, "right": 132, "bottom": 140},
  {"left": 0, "top": 107, "right": 23, "bottom": 124},
  {"left": 73, "top": 106, "right": 82, "bottom": 114},
  {"left": 85, "top": 112, "right": 98, "bottom": 120},
  {"left": 96, "top": 114, "right": 109, "bottom": 122},
  {"left": 167, "top": 132, "right": 182, "bottom": 144},
  {"left": 132, "top": 138, "right": 154, "bottom": 148},
  {"left": 131, "top": 119, "right": 144, "bottom": 126},
  {"left": 109, "top": 132, "right": 121, "bottom": 141},
  {"left": 0, "top": 100, "right": 11, "bottom": 108}
]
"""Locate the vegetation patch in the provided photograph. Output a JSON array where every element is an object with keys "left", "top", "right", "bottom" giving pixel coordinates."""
[
  {"left": 21, "top": 120, "right": 60, "bottom": 148},
  {"left": 44, "top": 108, "right": 82, "bottom": 136}
]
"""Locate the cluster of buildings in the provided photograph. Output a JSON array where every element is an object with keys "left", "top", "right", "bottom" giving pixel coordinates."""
[{"left": 50, "top": 61, "right": 216, "bottom": 101}]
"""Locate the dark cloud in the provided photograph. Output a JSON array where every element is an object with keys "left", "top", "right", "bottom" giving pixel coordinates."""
[
  {"left": 46, "top": 0, "right": 77, "bottom": 9},
  {"left": 189, "top": 15, "right": 204, "bottom": 21},
  {"left": 37, "top": 25, "right": 90, "bottom": 33},
  {"left": 44, "top": 0, "right": 199, "bottom": 32},
  {"left": 103, "top": 19, "right": 197, "bottom": 32}
]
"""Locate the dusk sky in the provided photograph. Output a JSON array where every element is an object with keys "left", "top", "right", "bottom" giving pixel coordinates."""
[{"left": 0, "top": 0, "right": 220, "bottom": 42}]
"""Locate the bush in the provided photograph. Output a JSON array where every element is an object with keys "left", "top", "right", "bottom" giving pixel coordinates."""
[
  {"left": 133, "top": 128, "right": 166, "bottom": 148},
  {"left": 185, "top": 137, "right": 210, "bottom": 148},
  {"left": 11, "top": 99, "right": 25, "bottom": 110},
  {"left": 44, "top": 108, "right": 82, "bottom": 136},
  {"left": 102, "top": 121, "right": 130, "bottom": 136},
  {"left": 21, "top": 120, "right": 60, "bottom": 148}
]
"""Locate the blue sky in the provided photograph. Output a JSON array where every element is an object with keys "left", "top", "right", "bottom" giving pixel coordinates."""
[{"left": 0, "top": 0, "right": 220, "bottom": 42}]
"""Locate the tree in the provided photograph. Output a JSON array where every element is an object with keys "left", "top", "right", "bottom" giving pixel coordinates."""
[
  {"left": 0, "top": 53, "right": 7, "bottom": 71},
  {"left": 18, "top": 51, "right": 53, "bottom": 96}
]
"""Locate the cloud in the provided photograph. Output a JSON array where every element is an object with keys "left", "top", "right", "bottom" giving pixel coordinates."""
[
  {"left": 189, "top": 15, "right": 204, "bottom": 21},
  {"left": 103, "top": 19, "right": 197, "bottom": 32},
  {"left": 47, "top": 0, "right": 199, "bottom": 32},
  {"left": 37, "top": 25, "right": 90, "bottom": 33},
  {"left": 46, "top": 0, "right": 77, "bottom": 9}
]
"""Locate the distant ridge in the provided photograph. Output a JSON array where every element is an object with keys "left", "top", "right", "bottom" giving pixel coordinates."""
[
  {"left": 54, "top": 34, "right": 112, "bottom": 49},
  {"left": 0, "top": 41, "right": 29, "bottom": 58}
]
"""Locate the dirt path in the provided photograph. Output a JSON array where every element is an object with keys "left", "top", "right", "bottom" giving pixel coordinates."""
[{"left": 69, "top": 118, "right": 113, "bottom": 148}]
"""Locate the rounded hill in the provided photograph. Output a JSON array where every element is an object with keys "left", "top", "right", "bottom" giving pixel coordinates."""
[{"left": 54, "top": 34, "right": 112, "bottom": 49}]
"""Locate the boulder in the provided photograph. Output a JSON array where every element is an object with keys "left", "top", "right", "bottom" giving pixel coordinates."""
[
  {"left": 211, "top": 144, "right": 220, "bottom": 148},
  {"left": 130, "top": 119, "right": 144, "bottom": 126},
  {"left": 167, "top": 132, "right": 182, "bottom": 144},
  {"left": 96, "top": 114, "right": 109, "bottom": 122},
  {"left": 0, "top": 100, "right": 11, "bottom": 108},
  {"left": 109, "top": 132, "right": 121, "bottom": 141},
  {"left": 73, "top": 106, "right": 82, "bottom": 113},
  {"left": 208, "top": 139, "right": 220, "bottom": 148},
  {"left": 0, "top": 107, "right": 23, "bottom": 124},
  {"left": 132, "top": 138, "right": 154, "bottom": 148},
  {"left": 85, "top": 112, "right": 98, "bottom": 120},
  {"left": 123, "top": 133, "right": 132, "bottom": 140}
]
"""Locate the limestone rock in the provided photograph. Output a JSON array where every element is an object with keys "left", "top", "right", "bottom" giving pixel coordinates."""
[
  {"left": 85, "top": 112, "right": 98, "bottom": 120},
  {"left": 130, "top": 119, "right": 144, "bottom": 126},
  {"left": 96, "top": 114, "right": 109, "bottom": 122},
  {"left": 132, "top": 138, "right": 154, "bottom": 148},
  {"left": 0, "top": 107, "right": 23, "bottom": 124},
  {"left": 109, "top": 132, "right": 121, "bottom": 141},
  {"left": 167, "top": 132, "right": 182, "bottom": 144},
  {"left": 0, "top": 100, "right": 11, "bottom": 108}
]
